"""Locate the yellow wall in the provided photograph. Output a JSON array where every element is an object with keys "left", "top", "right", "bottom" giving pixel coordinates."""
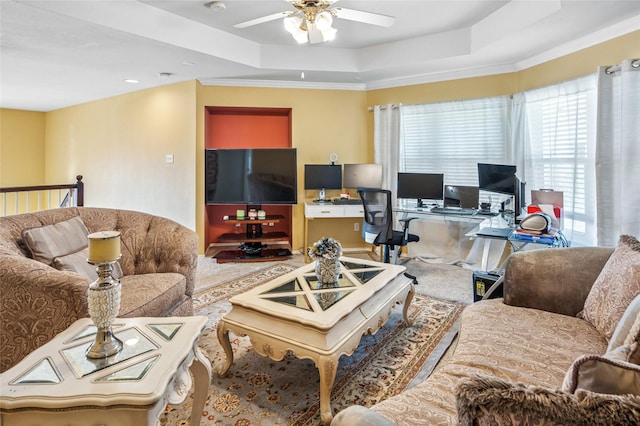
[
  {"left": 196, "top": 85, "right": 369, "bottom": 252},
  {"left": 45, "top": 80, "right": 197, "bottom": 228},
  {"left": 0, "top": 108, "right": 45, "bottom": 186}
]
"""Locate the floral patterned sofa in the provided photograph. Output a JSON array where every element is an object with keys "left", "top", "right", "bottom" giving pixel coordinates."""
[
  {"left": 332, "top": 236, "right": 640, "bottom": 425},
  {"left": 0, "top": 207, "right": 198, "bottom": 373}
]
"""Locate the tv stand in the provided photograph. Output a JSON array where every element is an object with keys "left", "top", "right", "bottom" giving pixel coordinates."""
[{"left": 207, "top": 215, "right": 292, "bottom": 263}]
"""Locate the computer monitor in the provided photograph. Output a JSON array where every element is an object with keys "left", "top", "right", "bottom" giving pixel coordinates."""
[
  {"left": 444, "top": 185, "right": 479, "bottom": 209},
  {"left": 304, "top": 164, "right": 342, "bottom": 202},
  {"left": 343, "top": 163, "right": 383, "bottom": 190},
  {"left": 477, "top": 163, "right": 517, "bottom": 195},
  {"left": 477, "top": 163, "right": 525, "bottom": 222},
  {"left": 397, "top": 172, "right": 444, "bottom": 208}
]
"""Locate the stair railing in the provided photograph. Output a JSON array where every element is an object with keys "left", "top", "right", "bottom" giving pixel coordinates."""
[{"left": 0, "top": 175, "right": 84, "bottom": 217}]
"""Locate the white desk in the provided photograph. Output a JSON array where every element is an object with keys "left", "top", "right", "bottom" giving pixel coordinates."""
[
  {"left": 0, "top": 316, "right": 211, "bottom": 426},
  {"left": 304, "top": 201, "right": 376, "bottom": 261}
]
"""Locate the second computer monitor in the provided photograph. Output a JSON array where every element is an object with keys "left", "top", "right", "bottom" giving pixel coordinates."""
[
  {"left": 343, "top": 163, "right": 383, "bottom": 190},
  {"left": 397, "top": 172, "right": 444, "bottom": 207},
  {"left": 444, "top": 185, "right": 480, "bottom": 209}
]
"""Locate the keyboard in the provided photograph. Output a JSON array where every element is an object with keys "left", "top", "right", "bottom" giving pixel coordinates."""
[
  {"left": 332, "top": 198, "right": 362, "bottom": 205},
  {"left": 430, "top": 207, "right": 477, "bottom": 215},
  {"left": 476, "top": 210, "right": 499, "bottom": 217}
]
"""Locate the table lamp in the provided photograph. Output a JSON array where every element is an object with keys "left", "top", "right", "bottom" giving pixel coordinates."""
[{"left": 86, "top": 231, "right": 123, "bottom": 359}]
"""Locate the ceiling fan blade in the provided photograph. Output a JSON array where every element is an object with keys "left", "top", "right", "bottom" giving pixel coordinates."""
[
  {"left": 234, "top": 11, "right": 292, "bottom": 28},
  {"left": 333, "top": 7, "right": 396, "bottom": 27}
]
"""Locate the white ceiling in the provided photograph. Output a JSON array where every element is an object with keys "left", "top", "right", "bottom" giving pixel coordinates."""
[{"left": 1, "top": 0, "right": 639, "bottom": 112}]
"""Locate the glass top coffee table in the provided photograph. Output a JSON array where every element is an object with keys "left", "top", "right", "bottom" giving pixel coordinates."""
[
  {"left": 216, "top": 256, "right": 415, "bottom": 425},
  {"left": 0, "top": 316, "right": 210, "bottom": 426}
]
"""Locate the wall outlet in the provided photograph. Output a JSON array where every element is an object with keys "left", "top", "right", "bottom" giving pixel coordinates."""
[{"left": 354, "top": 222, "right": 359, "bottom": 231}]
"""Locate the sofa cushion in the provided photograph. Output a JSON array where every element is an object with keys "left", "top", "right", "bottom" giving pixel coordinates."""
[
  {"left": 118, "top": 273, "right": 187, "bottom": 317},
  {"left": 562, "top": 343, "right": 640, "bottom": 395},
  {"left": 366, "top": 300, "right": 608, "bottom": 425},
  {"left": 581, "top": 235, "right": 640, "bottom": 340},
  {"left": 22, "top": 216, "right": 89, "bottom": 265}
]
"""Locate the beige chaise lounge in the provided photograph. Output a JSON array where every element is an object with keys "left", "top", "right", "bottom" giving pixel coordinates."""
[
  {"left": 332, "top": 237, "right": 640, "bottom": 425},
  {"left": 0, "top": 207, "right": 198, "bottom": 373}
]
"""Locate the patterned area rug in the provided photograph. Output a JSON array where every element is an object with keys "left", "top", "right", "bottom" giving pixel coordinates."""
[{"left": 160, "top": 263, "right": 465, "bottom": 426}]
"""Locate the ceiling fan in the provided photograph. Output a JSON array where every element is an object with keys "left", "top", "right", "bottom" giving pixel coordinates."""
[{"left": 232, "top": 0, "right": 396, "bottom": 44}]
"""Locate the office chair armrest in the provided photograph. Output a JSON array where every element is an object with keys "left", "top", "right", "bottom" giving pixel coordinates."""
[
  {"left": 399, "top": 217, "right": 418, "bottom": 240},
  {"left": 399, "top": 216, "right": 418, "bottom": 228}
]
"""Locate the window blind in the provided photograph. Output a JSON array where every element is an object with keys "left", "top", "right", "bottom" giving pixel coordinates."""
[
  {"left": 523, "top": 75, "right": 597, "bottom": 246},
  {"left": 400, "top": 96, "right": 510, "bottom": 186}
]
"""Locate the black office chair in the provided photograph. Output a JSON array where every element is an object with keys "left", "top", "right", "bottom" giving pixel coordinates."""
[{"left": 357, "top": 187, "right": 420, "bottom": 265}]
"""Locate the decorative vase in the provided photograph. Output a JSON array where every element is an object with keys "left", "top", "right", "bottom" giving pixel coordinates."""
[{"left": 315, "top": 257, "right": 341, "bottom": 285}]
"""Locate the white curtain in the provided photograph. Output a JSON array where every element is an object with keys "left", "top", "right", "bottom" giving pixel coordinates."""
[
  {"left": 596, "top": 59, "right": 640, "bottom": 246},
  {"left": 373, "top": 104, "right": 401, "bottom": 195}
]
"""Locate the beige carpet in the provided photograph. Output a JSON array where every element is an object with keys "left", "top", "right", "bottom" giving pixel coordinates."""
[
  {"left": 161, "top": 259, "right": 468, "bottom": 425},
  {"left": 195, "top": 253, "right": 475, "bottom": 304}
]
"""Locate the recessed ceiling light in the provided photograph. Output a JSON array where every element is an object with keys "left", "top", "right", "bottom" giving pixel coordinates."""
[
  {"left": 205, "top": 1, "right": 226, "bottom": 11},
  {"left": 124, "top": 79, "right": 139, "bottom": 84}
]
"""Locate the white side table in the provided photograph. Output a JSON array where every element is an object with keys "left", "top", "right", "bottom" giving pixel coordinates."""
[{"left": 0, "top": 316, "right": 211, "bottom": 426}]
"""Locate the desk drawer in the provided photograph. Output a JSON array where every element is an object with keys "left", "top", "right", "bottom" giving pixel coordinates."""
[
  {"left": 305, "top": 204, "right": 343, "bottom": 218},
  {"left": 343, "top": 205, "right": 365, "bottom": 218}
]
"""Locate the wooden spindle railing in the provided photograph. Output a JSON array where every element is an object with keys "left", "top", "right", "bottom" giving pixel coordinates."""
[{"left": 0, "top": 175, "right": 84, "bottom": 217}]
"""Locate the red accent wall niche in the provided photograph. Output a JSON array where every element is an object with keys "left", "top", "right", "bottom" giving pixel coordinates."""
[{"left": 204, "top": 106, "right": 293, "bottom": 252}]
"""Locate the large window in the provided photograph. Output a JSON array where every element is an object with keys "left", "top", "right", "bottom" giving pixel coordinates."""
[
  {"left": 400, "top": 96, "right": 510, "bottom": 185},
  {"left": 398, "top": 76, "right": 597, "bottom": 245}
]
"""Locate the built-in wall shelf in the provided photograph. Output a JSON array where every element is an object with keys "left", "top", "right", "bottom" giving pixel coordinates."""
[{"left": 204, "top": 106, "right": 293, "bottom": 262}]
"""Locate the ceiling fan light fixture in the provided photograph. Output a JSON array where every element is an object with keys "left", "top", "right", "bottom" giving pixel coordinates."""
[
  {"left": 321, "top": 26, "right": 337, "bottom": 41},
  {"left": 284, "top": 16, "right": 301, "bottom": 35},
  {"left": 293, "top": 29, "right": 309, "bottom": 44},
  {"left": 315, "top": 11, "right": 333, "bottom": 31}
]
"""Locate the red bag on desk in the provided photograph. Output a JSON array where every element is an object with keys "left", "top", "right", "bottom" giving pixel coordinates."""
[{"left": 527, "top": 205, "right": 561, "bottom": 220}]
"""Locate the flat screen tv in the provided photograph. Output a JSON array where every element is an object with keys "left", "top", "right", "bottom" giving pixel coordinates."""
[
  {"left": 343, "top": 163, "right": 383, "bottom": 189},
  {"left": 477, "top": 163, "right": 517, "bottom": 195},
  {"left": 397, "top": 172, "right": 444, "bottom": 207},
  {"left": 205, "top": 148, "right": 297, "bottom": 205}
]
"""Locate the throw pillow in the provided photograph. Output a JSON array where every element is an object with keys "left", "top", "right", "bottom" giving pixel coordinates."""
[
  {"left": 22, "top": 216, "right": 90, "bottom": 265},
  {"left": 53, "top": 247, "right": 123, "bottom": 280},
  {"left": 562, "top": 343, "right": 640, "bottom": 395},
  {"left": 22, "top": 216, "right": 123, "bottom": 280},
  {"left": 608, "top": 294, "right": 640, "bottom": 351},
  {"left": 580, "top": 234, "right": 640, "bottom": 340}
]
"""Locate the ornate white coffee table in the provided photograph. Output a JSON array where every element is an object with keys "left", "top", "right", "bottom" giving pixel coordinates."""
[
  {"left": 216, "top": 256, "right": 415, "bottom": 425},
  {"left": 0, "top": 316, "right": 211, "bottom": 426}
]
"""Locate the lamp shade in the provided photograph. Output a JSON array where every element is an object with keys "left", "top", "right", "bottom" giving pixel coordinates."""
[{"left": 88, "top": 231, "right": 121, "bottom": 263}]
